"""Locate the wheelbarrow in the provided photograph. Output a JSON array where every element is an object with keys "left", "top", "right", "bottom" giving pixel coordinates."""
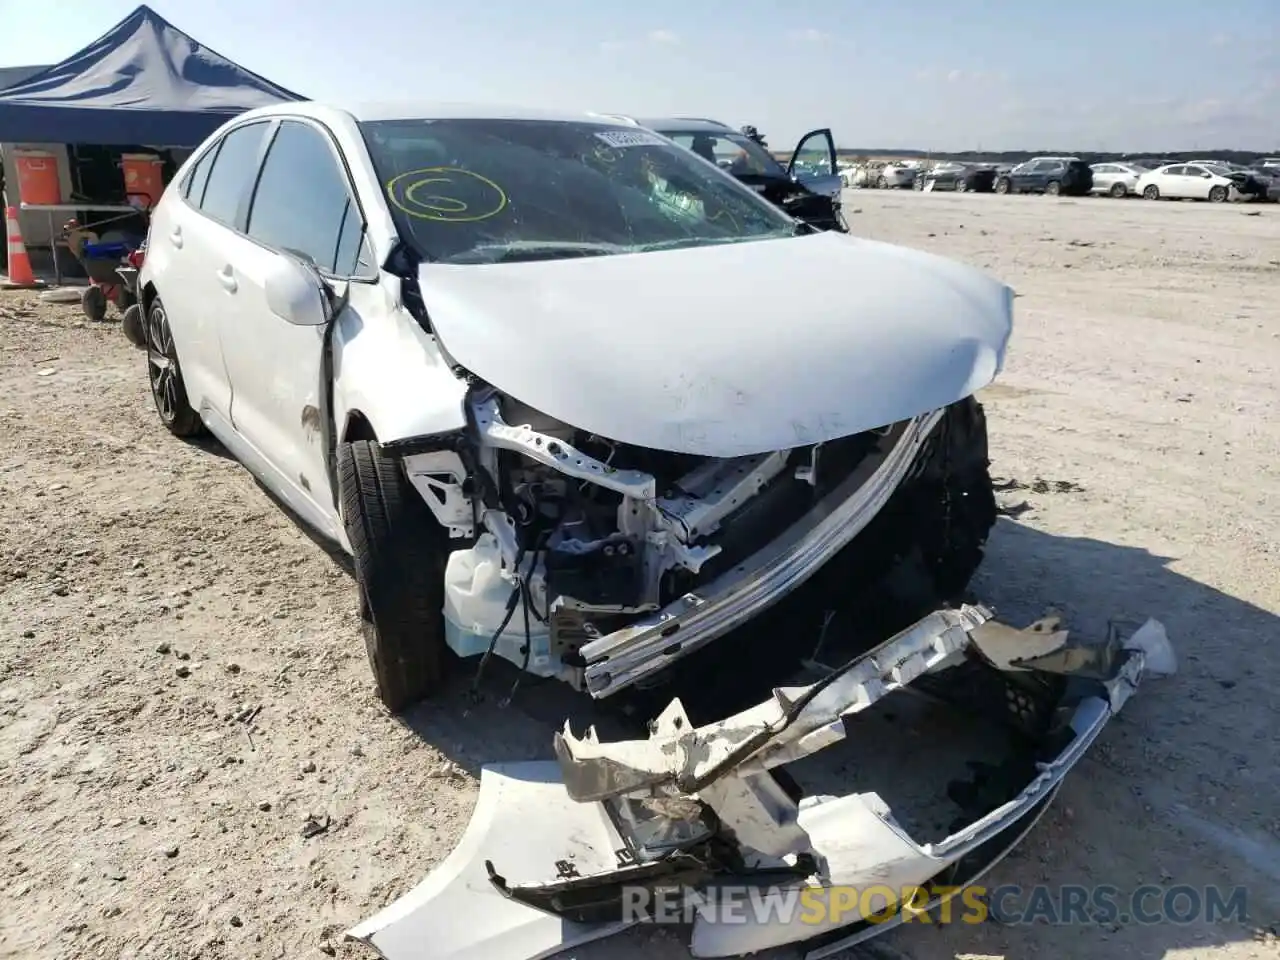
[{"left": 62, "top": 214, "right": 145, "bottom": 323}]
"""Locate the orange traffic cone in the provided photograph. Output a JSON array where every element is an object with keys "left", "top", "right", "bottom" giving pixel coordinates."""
[{"left": 3, "top": 206, "right": 40, "bottom": 288}]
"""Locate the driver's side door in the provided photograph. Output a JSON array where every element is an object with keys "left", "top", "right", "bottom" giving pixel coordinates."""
[{"left": 788, "top": 128, "right": 843, "bottom": 199}]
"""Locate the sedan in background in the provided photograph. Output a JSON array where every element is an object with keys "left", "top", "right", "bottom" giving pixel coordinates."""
[
  {"left": 1135, "top": 163, "right": 1240, "bottom": 202},
  {"left": 876, "top": 163, "right": 917, "bottom": 189},
  {"left": 916, "top": 162, "right": 996, "bottom": 192},
  {"left": 1089, "top": 162, "right": 1148, "bottom": 198}
]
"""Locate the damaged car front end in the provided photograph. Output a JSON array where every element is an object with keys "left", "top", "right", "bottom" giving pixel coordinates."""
[{"left": 350, "top": 612, "right": 1174, "bottom": 959}]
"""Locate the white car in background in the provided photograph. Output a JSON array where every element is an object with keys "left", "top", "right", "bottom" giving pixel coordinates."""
[
  {"left": 1135, "top": 162, "right": 1240, "bottom": 202},
  {"left": 1089, "top": 161, "right": 1147, "bottom": 198},
  {"left": 876, "top": 162, "right": 916, "bottom": 188}
]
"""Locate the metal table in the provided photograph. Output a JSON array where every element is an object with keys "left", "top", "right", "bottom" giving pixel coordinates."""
[{"left": 19, "top": 202, "right": 148, "bottom": 286}]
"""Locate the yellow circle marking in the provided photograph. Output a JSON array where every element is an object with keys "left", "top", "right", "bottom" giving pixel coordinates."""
[{"left": 385, "top": 166, "right": 508, "bottom": 222}]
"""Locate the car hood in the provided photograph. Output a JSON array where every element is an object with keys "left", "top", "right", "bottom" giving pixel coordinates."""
[{"left": 416, "top": 232, "right": 1014, "bottom": 457}]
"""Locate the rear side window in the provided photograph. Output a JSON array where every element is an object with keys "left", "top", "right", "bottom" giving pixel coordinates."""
[
  {"left": 246, "top": 120, "right": 363, "bottom": 274},
  {"left": 183, "top": 145, "right": 218, "bottom": 205},
  {"left": 199, "top": 122, "right": 268, "bottom": 227}
]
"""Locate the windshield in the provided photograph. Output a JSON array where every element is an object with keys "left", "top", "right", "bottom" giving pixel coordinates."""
[
  {"left": 359, "top": 119, "right": 797, "bottom": 264},
  {"left": 654, "top": 129, "right": 789, "bottom": 178}
]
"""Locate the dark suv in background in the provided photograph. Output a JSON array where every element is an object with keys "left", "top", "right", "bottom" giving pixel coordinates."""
[{"left": 995, "top": 157, "right": 1094, "bottom": 196}]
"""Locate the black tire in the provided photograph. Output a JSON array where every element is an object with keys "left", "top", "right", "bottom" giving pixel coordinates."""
[
  {"left": 81, "top": 284, "right": 108, "bottom": 322},
  {"left": 338, "top": 439, "right": 450, "bottom": 712},
  {"left": 1109, "top": 181, "right": 1127, "bottom": 198},
  {"left": 144, "top": 296, "right": 204, "bottom": 437},
  {"left": 1045, "top": 180, "right": 1061, "bottom": 197},
  {"left": 955, "top": 178, "right": 968, "bottom": 193},
  {"left": 121, "top": 303, "right": 146, "bottom": 348},
  {"left": 994, "top": 178, "right": 1010, "bottom": 195},
  {"left": 913, "top": 176, "right": 925, "bottom": 191},
  {"left": 1208, "top": 184, "right": 1228, "bottom": 203},
  {"left": 1143, "top": 184, "right": 1160, "bottom": 200},
  {"left": 876, "top": 175, "right": 888, "bottom": 189}
]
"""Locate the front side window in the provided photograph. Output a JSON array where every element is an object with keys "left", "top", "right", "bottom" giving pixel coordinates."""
[
  {"left": 246, "top": 120, "right": 364, "bottom": 273},
  {"left": 661, "top": 130, "right": 788, "bottom": 178},
  {"left": 199, "top": 122, "right": 268, "bottom": 227},
  {"left": 359, "top": 118, "right": 796, "bottom": 265}
]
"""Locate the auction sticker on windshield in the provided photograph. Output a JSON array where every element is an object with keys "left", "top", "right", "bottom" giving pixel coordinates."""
[{"left": 595, "top": 130, "right": 669, "bottom": 148}]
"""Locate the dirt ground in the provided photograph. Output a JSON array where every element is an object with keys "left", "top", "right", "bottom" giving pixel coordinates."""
[{"left": 2, "top": 190, "right": 1279, "bottom": 960}]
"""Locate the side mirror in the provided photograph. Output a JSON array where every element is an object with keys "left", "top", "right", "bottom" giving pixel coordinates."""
[{"left": 264, "top": 254, "right": 331, "bottom": 327}]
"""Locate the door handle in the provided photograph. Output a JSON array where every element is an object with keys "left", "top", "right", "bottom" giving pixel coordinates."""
[
  {"left": 216, "top": 266, "right": 237, "bottom": 293},
  {"left": 169, "top": 225, "right": 183, "bottom": 249}
]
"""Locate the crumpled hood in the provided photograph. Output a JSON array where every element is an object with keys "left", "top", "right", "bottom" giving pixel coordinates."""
[{"left": 417, "top": 231, "right": 1014, "bottom": 457}]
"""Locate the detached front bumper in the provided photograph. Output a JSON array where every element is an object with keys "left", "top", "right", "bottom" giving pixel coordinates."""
[{"left": 349, "top": 607, "right": 1174, "bottom": 960}]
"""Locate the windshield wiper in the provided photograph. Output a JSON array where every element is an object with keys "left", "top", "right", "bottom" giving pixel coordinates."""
[{"left": 441, "top": 241, "right": 628, "bottom": 264}]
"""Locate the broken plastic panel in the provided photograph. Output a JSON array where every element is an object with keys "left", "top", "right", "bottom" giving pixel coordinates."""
[{"left": 348, "top": 609, "right": 1174, "bottom": 960}]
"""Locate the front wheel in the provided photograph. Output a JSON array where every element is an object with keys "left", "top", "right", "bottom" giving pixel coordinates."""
[
  {"left": 994, "top": 178, "right": 1011, "bottom": 195},
  {"left": 1208, "top": 185, "right": 1228, "bottom": 203},
  {"left": 338, "top": 440, "right": 451, "bottom": 712},
  {"left": 1143, "top": 185, "right": 1160, "bottom": 200},
  {"left": 1109, "top": 181, "right": 1128, "bottom": 198},
  {"left": 954, "top": 179, "right": 967, "bottom": 193}
]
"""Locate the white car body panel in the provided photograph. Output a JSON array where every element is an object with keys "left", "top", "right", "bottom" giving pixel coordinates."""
[
  {"left": 418, "top": 233, "right": 1013, "bottom": 458},
  {"left": 349, "top": 615, "right": 1175, "bottom": 960}
]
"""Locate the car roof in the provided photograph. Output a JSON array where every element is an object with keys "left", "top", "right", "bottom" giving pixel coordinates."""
[
  {"left": 233, "top": 100, "right": 632, "bottom": 126},
  {"left": 611, "top": 116, "right": 737, "bottom": 134}
]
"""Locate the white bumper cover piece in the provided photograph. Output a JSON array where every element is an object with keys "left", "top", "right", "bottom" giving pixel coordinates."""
[{"left": 349, "top": 611, "right": 1174, "bottom": 960}]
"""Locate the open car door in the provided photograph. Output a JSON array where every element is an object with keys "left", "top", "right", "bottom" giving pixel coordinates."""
[{"left": 788, "top": 128, "right": 843, "bottom": 199}]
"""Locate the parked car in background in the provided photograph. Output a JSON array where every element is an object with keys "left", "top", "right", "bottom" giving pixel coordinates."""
[
  {"left": 609, "top": 116, "right": 848, "bottom": 232},
  {"left": 1135, "top": 163, "right": 1240, "bottom": 202},
  {"left": 994, "top": 157, "right": 1093, "bottom": 196},
  {"left": 1199, "top": 162, "right": 1273, "bottom": 201},
  {"left": 876, "top": 163, "right": 917, "bottom": 189},
  {"left": 1089, "top": 161, "right": 1148, "bottom": 198},
  {"left": 916, "top": 161, "right": 996, "bottom": 193}
]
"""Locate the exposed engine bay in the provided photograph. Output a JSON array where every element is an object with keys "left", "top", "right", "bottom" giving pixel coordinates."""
[{"left": 400, "top": 386, "right": 987, "bottom": 694}]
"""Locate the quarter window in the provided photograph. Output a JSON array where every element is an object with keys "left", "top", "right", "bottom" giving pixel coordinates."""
[
  {"left": 183, "top": 145, "right": 218, "bottom": 205},
  {"left": 246, "top": 120, "right": 363, "bottom": 274},
  {"left": 199, "top": 122, "right": 268, "bottom": 227}
]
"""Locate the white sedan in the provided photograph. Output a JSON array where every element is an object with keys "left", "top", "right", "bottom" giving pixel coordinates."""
[
  {"left": 1089, "top": 161, "right": 1147, "bottom": 198},
  {"left": 138, "top": 100, "right": 1018, "bottom": 712},
  {"left": 133, "top": 100, "right": 1174, "bottom": 960},
  {"left": 1135, "top": 162, "right": 1240, "bottom": 202}
]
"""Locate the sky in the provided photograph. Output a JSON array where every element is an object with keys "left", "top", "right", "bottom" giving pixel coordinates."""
[{"left": 0, "top": 0, "right": 1276, "bottom": 153}]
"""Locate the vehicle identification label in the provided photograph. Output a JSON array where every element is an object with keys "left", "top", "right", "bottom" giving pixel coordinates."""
[{"left": 594, "top": 130, "right": 669, "bottom": 148}]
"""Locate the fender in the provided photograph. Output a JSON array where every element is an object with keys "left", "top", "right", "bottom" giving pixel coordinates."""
[{"left": 329, "top": 283, "right": 470, "bottom": 447}]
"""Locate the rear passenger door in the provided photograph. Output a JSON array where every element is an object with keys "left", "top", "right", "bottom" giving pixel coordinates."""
[
  {"left": 213, "top": 117, "right": 371, "bottom": 530},
  {"left": 160, "top": 121, "right": 270, "bottom": 420},
  {"left": 1161, "top": 166, "right": 1189, "bottom": 197}
]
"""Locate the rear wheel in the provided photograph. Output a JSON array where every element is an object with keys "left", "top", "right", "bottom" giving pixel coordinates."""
[
  {"left": 1045, "top": 180, "right": 1061, "bottom": 196},
  {"left": 338, "top": 439, "right": 451, "bottom": 712},
  {"left": 1208, "top": 185, "right": 1228, "bottom": 203},
  {"left": 1109, "top": 181, "right": 1127, "bottom": 198},
  {"left": 876, "top": 175, "right": 888, "bottom": 189},
  {"left": 1143, "top": 184, "right": 1160, "bottom": 200},
  {"left": 994, "top": 177, "right": 1011, "bottom": 195},
  {"left": 954, "top": 178, "right": 968, "bottom": 193},
  {"left": 145, "top": 296, "right": 204, "bottom": 437}
]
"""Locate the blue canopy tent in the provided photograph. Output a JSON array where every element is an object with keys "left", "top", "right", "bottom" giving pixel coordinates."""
[{"left": 0, "top": 4, "right": 304, "bottom": 147}]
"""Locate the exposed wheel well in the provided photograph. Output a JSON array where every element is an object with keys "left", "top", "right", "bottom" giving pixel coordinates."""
[{"left": 342, "top": 411, "right": 378, "bottom": 444}]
